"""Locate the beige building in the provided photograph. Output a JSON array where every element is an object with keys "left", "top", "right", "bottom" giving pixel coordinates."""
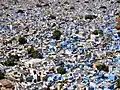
[
  {"left": 0, "top": 79, "right": 15, "bottom": 90},
  {"left": 116, "top": 16, "right": 120, "bottom": 30}
]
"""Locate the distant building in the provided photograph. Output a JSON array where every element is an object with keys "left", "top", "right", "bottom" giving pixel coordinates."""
[{"left": 0, "top": 79, "right": 15, "bottom": 90}]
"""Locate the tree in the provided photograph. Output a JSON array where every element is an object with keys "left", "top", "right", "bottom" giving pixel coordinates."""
[
  {"left": 117, "top": 0, "right": 120, "bottom": 3},
  {"left": 52, "top": 30, "right": 62, "bottom": 40},
  {"left": 0, "top": 72, "right": 5, "bottom": 80},
  {"left": 20, "top": 74, "right": 24, "bottom": 82},
  {"left": 92, "top": 30, "right": 104, "bottom": 36},
  {"left": 2, "top": 54, "right": 20, "bottom": 66},
  {"left": 31, "top": 50, "right": 43, "bottom": 59},
  {"left": 49, "top": 14, "right": 56, "bottom": 19},
  {"left": 75, "top": 30, "right": 79, "bottom": 34},
  {"left": 18, "top": 36, "right": 27, "bottom": 44},
  {"left": 9, "top": 54, "right": 20, "bottom": 62},
  {"left": 26, "top": 76, "right": 33, "bottom": 82},
  {"left": 98, "top": 30, "right": 104, "bottom": 36},
  {"left": 27, "top": 47, "right": 43, "bottom": 59},
  {"left": 92, "top": 30, "right": 98, "bottom": 35},
  {"left": 96, "top": 64, "right": 109, "bottom": 72},
  {"left": 117, "top": 32, "right": 120, "bottom": 37},
  {"left": 57, "top": 67, "right": 66, "bottom": 75},
  {"left": 7, "top": 37, "right": 16, "bottom": 44},
  {"left": 27, "top": 46, "right": 34, "bottom": 54},
  {"left": 86, "top": 53, "right": 91, "bottom": 59},
  {"left": 116, "top": 79, "right": 120, "bottom": 88}
]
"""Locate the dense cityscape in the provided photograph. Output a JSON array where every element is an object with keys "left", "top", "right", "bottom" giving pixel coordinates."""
[{"left": 0, "top": 0, "right": 120, "bottom": 90}]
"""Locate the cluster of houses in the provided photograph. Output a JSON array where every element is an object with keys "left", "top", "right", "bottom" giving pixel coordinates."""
[{"left": 0, "top": 0, "right": 120, "bottom": 90}]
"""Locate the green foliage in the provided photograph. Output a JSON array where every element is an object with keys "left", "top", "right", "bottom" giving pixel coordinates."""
[
  {"left": 2, "top": 54, "right": 20, "bottom": 66},
  {"left": 92, "top": 30, "right": 103, "bottom": 36},
  {"left": 27, "top": 47, "right": 43, "bottom": 59},
  {"left": 66, "top": 64, "right": 71, "bottom": 68},
  {"left": 11, "top": 37, "right": 16, "bottom": 41},
  {"left": 27, "top": 46, "right": 34, "bottom": 54},
  {"left": 0, "top": 72, "right": 5, "bottom": 80},
  {"left": 7, "top": 37, "right": 16, "bottom": 44},
  {"left": 116, "top": 0, "right": 120, "bottom": 3},
  {"left": 117, "top": 32, "right": 120, "bottom": 37},
  {"left": 31, "top": 50, "right": 42, "bottom": 58},
  {"left": 92, "top": 30, "right": 98, "bottom": 35},
  {"left": 9, "top": 54, "right": 20, "bottom": 61},
  {"left": 52, "top": 30, "right": 62, "bottom": 40},
  {"left": 98, "top": 30, "right": 104, "bottom": 36},
  {"left": 75, "top": 30, "right": 79, "bottom": 34},
  {"left": 96, "top": 64, "right": 109, "bottom": 72},
  {"left": 49, "top": 14, "right": 56, "bottom": 19},
  {"left": 26, "top": 76, "right": 33, "bottom": 82},
  {"left": 116, "top": 79, "right": 120, "bottom": 88},
  {"left": 7, "top": 40, "right": 12, "bottom": 44},
  {"left": 86, "top": 53, "right": 91, "bottom": 59},
  {"left": 18, "top": 36, "right": 27, "bottom": 44},
  {"left": 57, "top": 67, "right": 66, "bottom": 75}
]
